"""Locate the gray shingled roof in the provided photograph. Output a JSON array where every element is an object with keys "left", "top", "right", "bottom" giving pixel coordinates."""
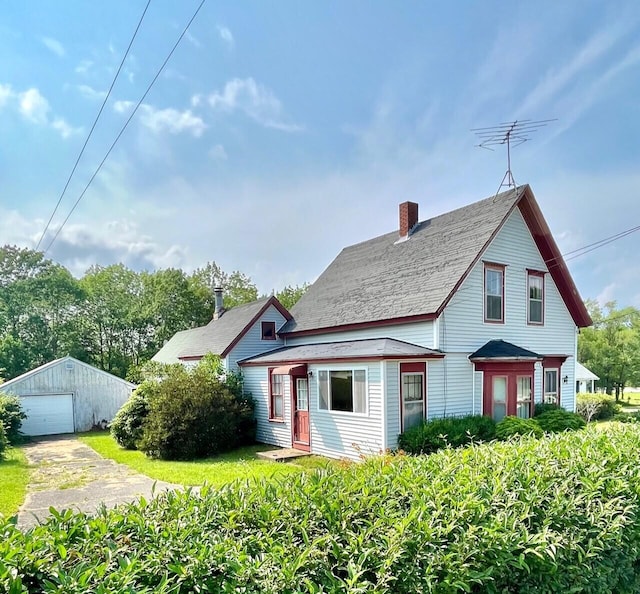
[
  {"left": 281, "top": 187, "right": 522, "bottom": 334},
  {"left": 152, "top": 297, "right": 276, "bottom": 363},
  {"left": 240, "top": 338, "right": 443, "bottom": 365},
  {"left": 469, "top": 340, "right": 542, "bottom": 360}
]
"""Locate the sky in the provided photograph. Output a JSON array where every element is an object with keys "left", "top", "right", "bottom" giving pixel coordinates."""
[{"left": 1, "top": 1, "right": 640, "bottom": 307}]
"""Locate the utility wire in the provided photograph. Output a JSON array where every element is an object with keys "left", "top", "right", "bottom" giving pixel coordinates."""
[
  {"left": 43, "top": 0, "right": 206, "bottom": 255},
  {"left": 36, "top": 0, "right": 152, "bottom": 251}
]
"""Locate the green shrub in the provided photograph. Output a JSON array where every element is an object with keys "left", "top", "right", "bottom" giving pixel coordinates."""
[
  {"left": 0, "top": 424, "right": 7, "bottom": 460},
  {"left": 110, "top": 382, "right": 156, "bottom": 450},
  {"left": 495, "top": 416, "right": 543, "bottom": 439},
  {"left": 613, "top": 411, "right": 640, "bottom": 423},
  {"left": 5, "top": 425, "right": 640, "bottom": 592},
  {"left": 533, "top": 401, "right": 560, "bottom": 416},
  {"left": 398, "top": 414, "right": 496, "bottom": 454},
  {"left": 0, "top": 393, "right": 26, "bottom": 444},
  {"left": 139, "top": 362, "right": 255, "bottom": 460},
  {"left": 536, "top": 408, "right": 586, "bottom": 433},
  {"left": 576, "top": 393, "right": 620, "bottom": 422}
]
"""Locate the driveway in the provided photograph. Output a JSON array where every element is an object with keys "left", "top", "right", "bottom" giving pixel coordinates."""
[{"left": 17, "top": 435, "right": 181, "bottom": 530}]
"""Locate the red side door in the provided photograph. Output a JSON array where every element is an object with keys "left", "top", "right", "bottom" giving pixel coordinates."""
[{"left": 292, "top": 376, "right": 310, "bottom": 451}]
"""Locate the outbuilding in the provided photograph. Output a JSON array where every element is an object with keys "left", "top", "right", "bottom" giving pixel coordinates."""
[{"left": 0, "top": 356, "right": 136, "bottom": 436}]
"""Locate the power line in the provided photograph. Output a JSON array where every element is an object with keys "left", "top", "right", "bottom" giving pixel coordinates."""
[
  {"left": 35, "top": 0, "right": 152, "bottom": 251},
  {"left": 43, "top": 0, "right": 206, "bottom": 255}
]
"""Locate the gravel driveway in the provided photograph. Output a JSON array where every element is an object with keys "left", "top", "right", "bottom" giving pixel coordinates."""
[{"left": 17, "top": 435, "right": 181, "bottom": 530}]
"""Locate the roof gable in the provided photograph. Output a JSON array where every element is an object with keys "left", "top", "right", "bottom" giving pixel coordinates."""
[
  {"left": 0, "top": 356, "right": 137, "bottom": 390},
  {"left": 281, "top": 185, "right": 591, "bottom": 336},
  {"left": 153, "top": 296, "right": 292, "bottom": 363}
]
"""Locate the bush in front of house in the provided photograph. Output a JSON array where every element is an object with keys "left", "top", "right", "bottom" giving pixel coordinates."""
[
  {"left": 398, "top": 414, "right": 496, "bottom": 454},
  {"left": 495, "top": 416, "right": 543, "bottom": 439},
  {"left": 535, "top": 408, "right": 586, "bottom": 433},
  {"left": 138, "top": 360, "right": 255, "bottom": 460},
  {"left": 613, "top": 411, "right": 640, "bottom": 423},
  {"left": 110, "top": 381, "right": 157, "bottom": 450},
  {"left": 0, "top": 393, "right": 26, "bottom": 444},
  {"left": 0, "top": 424, "right": 7, "bottom": 460},
  {"left": 5, "top": 424, "right": 640, "bottom": 592},
  {"left": 533, "top": 401, "right": 560, "bottom": 416},
  {"left": 576, "top": 393, "right": 620, "bottom": 422}
]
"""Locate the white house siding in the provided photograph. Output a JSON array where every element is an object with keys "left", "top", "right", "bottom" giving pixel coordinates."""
[
  {"left": 308, "top": 361, "right": 383, "bottom": 460},
  {"left": 440, "top": 207, "right": 578, "bottom": 411},
  {"left": 385, "top": 361, "right": 400, "bottom": 449},
  {"left": 284, "top": 321, "right": 435, "bottom": 349},
  {"left": 227, "top": 306, "right": 289, "bottom": 371},
  {"left": 242, "top": 366, "right": 292, "bottom": 447},
  {"left": 2, "top": 359, "right": 134, "bottom": 432}
]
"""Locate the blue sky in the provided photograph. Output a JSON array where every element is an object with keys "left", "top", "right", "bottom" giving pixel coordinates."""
[{"left": 2, "top": 1, "right": 640, "bottom": 307}]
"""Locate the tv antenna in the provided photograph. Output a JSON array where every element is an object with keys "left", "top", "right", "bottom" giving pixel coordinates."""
[{"left": 471, "top": 119, "right": 556, "bottom": 190}]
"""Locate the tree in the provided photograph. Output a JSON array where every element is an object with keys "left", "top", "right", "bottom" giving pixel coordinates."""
[
  {"left": 275, "top": 283, "right": 309, "bottom": 310},
  {"left": 190, "top": 262, "right": 258, "bottom": 309},
  {"left": 578, "top": 300, "right": 640, "bottom": 400}
]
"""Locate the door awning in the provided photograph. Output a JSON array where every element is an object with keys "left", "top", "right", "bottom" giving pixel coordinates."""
[{"left": 271, "top": 364, "right": 307, "bottom": 376}]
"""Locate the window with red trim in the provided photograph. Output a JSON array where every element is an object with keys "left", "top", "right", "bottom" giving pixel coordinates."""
[
  {"left": 269, "top": 370, "right": 284, "bottom": 420},
  {"left": 261, "top": 321, "right": 276, "bottom": 340},
  {"left": 527, "top": 271, "right": 544, "bottom": 325},
  {"left": 484, "top": 264, "right": 504, "bottom": 323}
]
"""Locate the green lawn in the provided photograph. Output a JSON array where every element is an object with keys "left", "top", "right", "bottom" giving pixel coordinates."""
[
  {"left": 0, "top": 446, "right": 30, "bottom": 518},
  {"left": 79, "top": 432, "right": 336, "bottom": 487}
]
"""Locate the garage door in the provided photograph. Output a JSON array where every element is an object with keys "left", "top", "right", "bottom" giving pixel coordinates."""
[{"left": 20, "top": 394, "right": 74, "bottom": 436}]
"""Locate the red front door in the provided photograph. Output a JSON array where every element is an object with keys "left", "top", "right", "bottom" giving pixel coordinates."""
[
  {"left": 479, "top": 363, "right": 535, "bottom": 421},
  {"left": 292, "top": 377, "right": 310, "bottom": 450}
]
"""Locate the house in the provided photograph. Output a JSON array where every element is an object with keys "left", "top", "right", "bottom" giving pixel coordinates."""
[
  {"left": 0, "top": 356, "right": 136, "bottom": 436},
  {"left": 158, "top": 185, "right": 591, "bottom": 460},
  {"left": 575, "top": 362, "right": 599, "bottom": 393}
]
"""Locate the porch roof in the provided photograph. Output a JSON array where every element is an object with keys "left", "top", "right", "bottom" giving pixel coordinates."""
[
  {"left": 239, "top": 338, "right": 443, "bottom": 366},
  {"left": 469, "top": 339, "right": 542, "bottom": 362}
]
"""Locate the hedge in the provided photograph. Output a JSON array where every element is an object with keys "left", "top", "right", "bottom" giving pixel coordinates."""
[
  {"left": 4, "top": 424, "right": 640, "bottom": 592},
  {"left": 495, "top": 416, "right": 543, "bottom": 439},
  {"left": 397, "top": 414, "right": 496, "bottom": 454}
]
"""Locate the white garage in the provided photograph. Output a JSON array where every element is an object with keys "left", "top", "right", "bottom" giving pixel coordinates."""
[{"left": 1, "top": 357, "right": 136, "bottom": 436}]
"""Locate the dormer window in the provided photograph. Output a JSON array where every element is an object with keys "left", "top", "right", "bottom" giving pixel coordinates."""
[
  {"left": 261, "top": 321, "right": 276, "bottom": 340},
  {"left": 484, "top": 263, "right": 505, "bottom": 323}
]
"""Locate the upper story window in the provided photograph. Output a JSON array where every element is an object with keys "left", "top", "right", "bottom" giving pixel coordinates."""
[
  {"left": 261, "top": 321, "right": 276, "bottom": 340},
  {"left": 484, "top": 263, "right": 505, "bottom": 323},
  {"left": 527, "top": 271, "right": 544, "bottom": 325},
  {"left": 318, "top": 369, "right": 367, "bottom": 414}
]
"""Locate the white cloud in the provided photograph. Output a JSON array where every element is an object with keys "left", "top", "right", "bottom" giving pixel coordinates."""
[
  {"left": 191, "top": 94, "right": 202, "bottom": 107},
  {"left": 77, "top": 84, "right": 106, "bottom": 100},
  {"left": 19, "top": 88, "right": 50, "bottom": 123},
  {"left": 185, "top": 30, "right": 202, "bottom": 48},
  {"left": 75, "top": 59, "right": 93, "bottom": 75},
  {"left": 596, "top": 283, "right": 617, "bottom": 306},
  {"left": 41, "top": 36, "right": 65, "bottom": 57},
  {"left": 209, "top": 144, "right": 227, "bottom": 161},
  {"left": 216, "top": 25, "right": 234, "bottom": 50},
  {"left": 113, "top": 100, "right": 206, "bottom": 136},
  {"left": 51, "top": 118, "right": 82, "bottom": 139},
  {"left": 207, "top": 77, "right": 302, "bottom": 132}
]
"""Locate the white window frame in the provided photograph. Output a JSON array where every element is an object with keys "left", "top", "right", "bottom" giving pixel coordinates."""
[
  {"left": 317, "top": 368, "right": 368, "bottom": 416},
  {"left": 484, "top": 263, "right": 505, "bottom": 323},
  {"left": 544, "top": 368, "right": 559, "bottom": 405},
  {"left": 401, "top": 371, "right": 426, "bottom": 432},
  {"left": 527, "top": 271, "right": 544, "bottom": 325}
]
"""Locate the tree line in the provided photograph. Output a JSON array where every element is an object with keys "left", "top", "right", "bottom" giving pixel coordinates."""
[
  {"left": 0, "top": 245, "right": 308, "bottom": 382},
  {"left": 578, "top": 300, "right": 640, "bottom": 399}
]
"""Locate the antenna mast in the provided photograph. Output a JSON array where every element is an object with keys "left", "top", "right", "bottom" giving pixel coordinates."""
[{"left": 471, "top": 119, "right": 555, "bottom": 190}]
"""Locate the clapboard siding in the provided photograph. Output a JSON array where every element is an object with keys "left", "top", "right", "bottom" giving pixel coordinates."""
[
  {"left": 284, "top": 321, "right": 435, "bottom": 349},
  {"left": 1, "top": 357, "right": 135, "bottom": 432},
  {"left": 242, "top": 366, "right": 291, "bottom": 447},
  {"left": 308, "top": 362, "right": 383, "bottom": 460},
  {"left": 227, "top": 306, "right": 288, "bottom": 370},
  {"left": 441, "top": 208, "right": 578, "bottom": 410},
  {"left": 385, "top": 361, "right": 400, "bottom": 449}
]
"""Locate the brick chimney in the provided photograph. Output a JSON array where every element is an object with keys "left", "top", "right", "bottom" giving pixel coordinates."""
[
  {"left": 399, "top": 201, "right": 419, "bottom": 238},
  {"left": 213, "top": 287, "right": 225, "bottom": 320}
]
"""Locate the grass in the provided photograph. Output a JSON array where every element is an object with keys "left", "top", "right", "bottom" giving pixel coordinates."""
[
  {"left": 619, "top": 392, "right": 640, "bottom": 407},
  {"left": 78, "top": 431, "right": 338, "bottom": 487},
  {"left": 0, "top": 446, "right": 30, "bottom": 518}
]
